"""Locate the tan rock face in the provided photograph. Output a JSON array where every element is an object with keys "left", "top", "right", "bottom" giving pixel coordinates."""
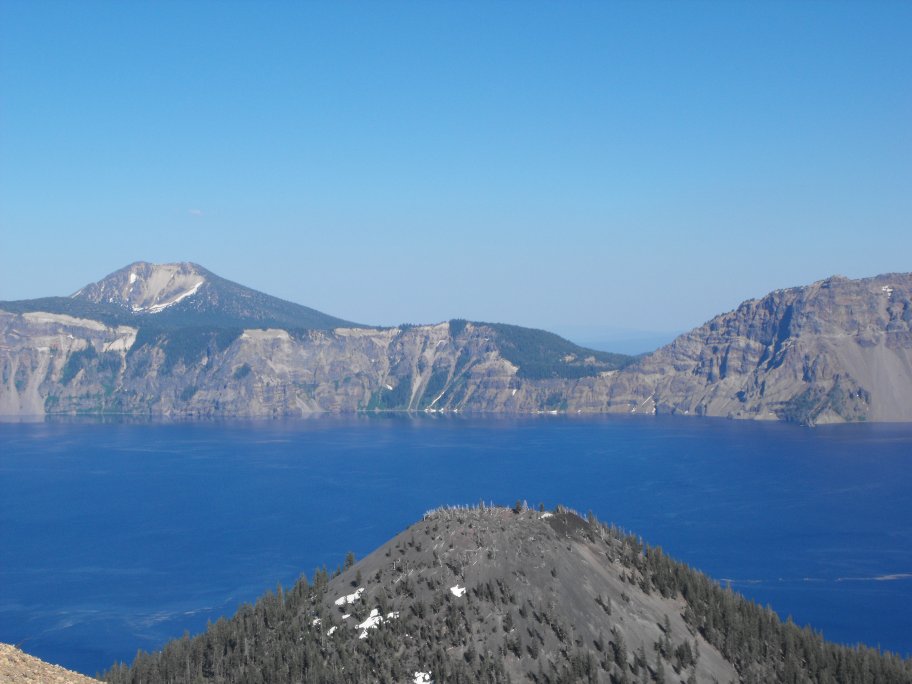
[{"left": 0, "top": 643, "right": 98, "bottom": 683}]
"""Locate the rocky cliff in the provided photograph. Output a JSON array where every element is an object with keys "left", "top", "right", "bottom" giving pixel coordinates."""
[
  {"left": 594, "top": 273, "right": 912, "bottom": 424},
  {"left": 0, "top": 313, "right": 621, "bottom": 417},
  {"left": 2, "top": 265, "right": 910, "bottom": 424}
]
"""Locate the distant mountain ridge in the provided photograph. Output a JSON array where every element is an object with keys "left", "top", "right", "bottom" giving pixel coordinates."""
[
  {"left": 2, "top": 261, "right": 360, "bottom": 331},
  {"left": 1, "top": 264, "right": 910, "bottom": 424}
]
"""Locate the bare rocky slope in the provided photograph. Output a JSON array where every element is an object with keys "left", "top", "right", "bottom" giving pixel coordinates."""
[
  {"left": 103, "top": 506, "right": 912, "bottom": 683},
  {"left": 0, "top": 643, "right": 99, "bottom": 683},
  {"left": 1, "top": 264, "right": 910, "bottom": 424},
  {"left": 597, "top": 273, "right": 912, "bottom": 425}
]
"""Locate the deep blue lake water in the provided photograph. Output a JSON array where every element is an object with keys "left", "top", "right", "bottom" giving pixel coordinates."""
[{"left": 1, "top": 415, "right": 911, "bottom": 676}]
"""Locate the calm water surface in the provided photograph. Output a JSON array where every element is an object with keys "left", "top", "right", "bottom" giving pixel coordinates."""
[{"left": 1, "top": 415, "right": 910, "bottom": 675}]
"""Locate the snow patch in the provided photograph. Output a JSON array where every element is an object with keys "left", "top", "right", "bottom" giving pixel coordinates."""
[
  {"left": 540, "top": 512, "right": 553, "bottom": 519},
  {"left": 129, "top": 272, "right": 138, "bottom": 284},
  {"left": 138, "top": 279, "right": 204, "bottom": 313},
  {"left": 326, "top": 626, "right": 337, "bottom": 636},
  {"left": 334, "top": 587, "right": 364, "bottom": 606},
  {"left": 413, "top": 672, "right": 432, "bottom": 684},
  {"left": 311, "top": 618, "right": 321, "bottom": 626},
  {"left": 449, "top": 585, "right": 466, "bottom": 598},
  {"left": 357, "top": 608, "right": 383, "bottom": 638},
  {"left": 355, "top": 606, "right": 402, "bottom": 639}
]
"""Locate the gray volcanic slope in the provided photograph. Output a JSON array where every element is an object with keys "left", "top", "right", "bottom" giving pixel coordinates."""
[{"left": 104, "top": 506, "right": 911, "bottom": 683}]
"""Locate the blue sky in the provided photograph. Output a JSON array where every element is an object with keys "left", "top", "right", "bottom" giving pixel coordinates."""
[{"left": 1, "top": 1, "right": 909, "bottom": 343}]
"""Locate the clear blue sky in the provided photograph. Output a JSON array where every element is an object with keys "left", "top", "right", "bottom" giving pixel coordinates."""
[{"left": 1, "top": 1, "right": 909, "bottom": 339}]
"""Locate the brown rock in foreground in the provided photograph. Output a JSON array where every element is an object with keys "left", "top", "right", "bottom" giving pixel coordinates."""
[{"left": 0, "top": 643, "right": 98, "bottom": 684}]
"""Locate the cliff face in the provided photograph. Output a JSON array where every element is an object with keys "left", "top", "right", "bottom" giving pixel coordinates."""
[
  {"left": 596, "top": 273, "right": 912, "bottom": 424},
  {"left": 2, "top": 267, "right": 910, "bottom": 424},
  {"left": 0, "top": 315, "right": 597, "bottom": 417},
  {"left": 0, "top": 312, "right": 138, "bottom": 416}
]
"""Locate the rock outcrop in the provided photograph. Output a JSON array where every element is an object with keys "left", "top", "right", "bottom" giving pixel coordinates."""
[
  {"left": 596, "top": 273, "right": 912, "bottom": 424},
  {"left": 0, "top": 643, "right": 99, "bottom": 684}
]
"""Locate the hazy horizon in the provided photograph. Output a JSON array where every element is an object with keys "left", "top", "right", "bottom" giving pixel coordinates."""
[{"left": 2, "top": 2, "right": 909, "bottom": 333}]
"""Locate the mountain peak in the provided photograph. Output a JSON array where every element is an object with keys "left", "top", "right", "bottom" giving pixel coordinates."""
[
  {"left": 73, "top": 262, "right": 209, "bottom": 314},
  {"left": 56, "top": 261, "right": 363, "bottom": 330}
]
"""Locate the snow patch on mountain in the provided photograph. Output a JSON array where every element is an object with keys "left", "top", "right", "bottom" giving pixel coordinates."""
[
  {"left": 74, "top": 262, "right": 206, "bottom": 314},
  {"left": 137, "top": 279, "right": 203, "bottom": 313}
]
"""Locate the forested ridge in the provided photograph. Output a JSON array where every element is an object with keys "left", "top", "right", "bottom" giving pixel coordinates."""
[{"left": 102, "top": 506, "right": 911, "bottom": 683}]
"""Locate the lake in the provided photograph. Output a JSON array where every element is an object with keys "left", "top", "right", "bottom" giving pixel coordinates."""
[{"left": 1, "top": 415, "right": 910, "bottom": 676}]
